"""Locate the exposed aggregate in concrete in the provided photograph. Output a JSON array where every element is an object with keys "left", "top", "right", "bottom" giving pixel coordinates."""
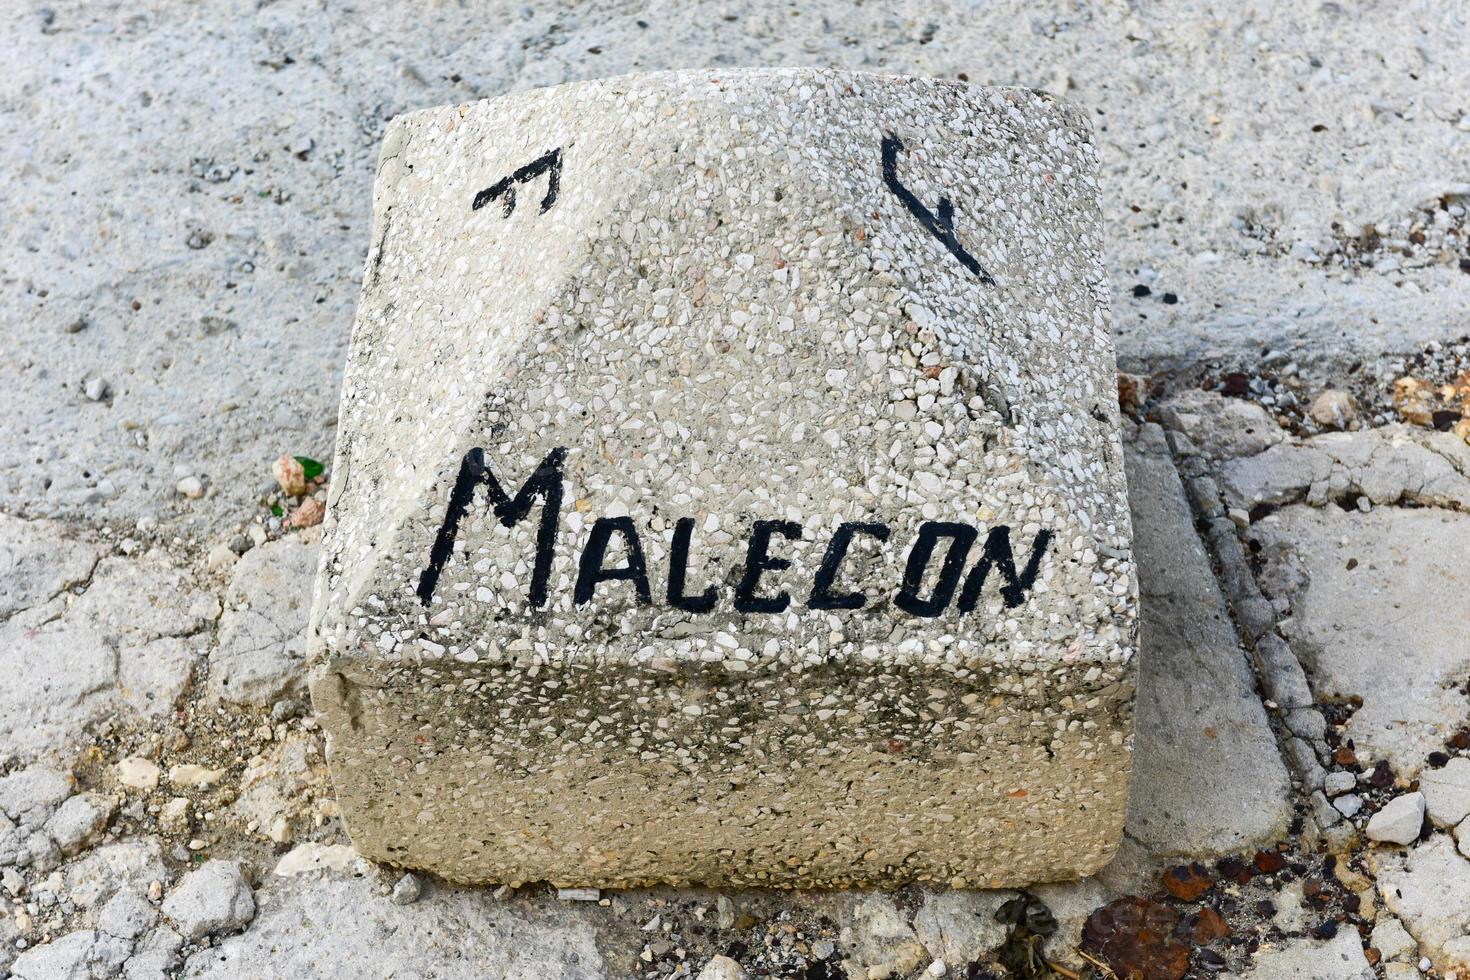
[{"left": 311, "top": 68, "right": 1137, "bottom": 889}]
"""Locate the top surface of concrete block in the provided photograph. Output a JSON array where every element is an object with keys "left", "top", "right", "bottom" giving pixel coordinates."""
[{"left": 310, "top": 67, "right": 1136, "bottom": 888}]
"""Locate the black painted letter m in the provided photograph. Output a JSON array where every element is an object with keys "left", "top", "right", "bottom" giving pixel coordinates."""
[{"left": 416, "top": 447, "right": 567, "bottom": 607}]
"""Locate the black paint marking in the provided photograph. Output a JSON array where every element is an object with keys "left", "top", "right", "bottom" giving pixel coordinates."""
[
  {"left": 472, "top": 147, "right": 563, "bottom": 217},
  {"left": 667, "top": 517, "right": 718, "bottom": 612},
  {"left": 416, "top": 447, "right": 566, "bottom": 607},
  {"left": 733, "top": 520, "right": 802, "bottom": 614},
  {"left": 881, "top": 134, "right": 993, "bottom": 284},
  {"left": 956, "top": 527, "right": 1054, "bottom": 611},
  {"left": 417, "top": 449, "right": 1055, "bottom": 620},
  {"left": 894, "top": 521, "right": 978, "bottom": 616},
  {"left": 807, "top": 521, "right": 890, "bottom": 610},
  {"left": 574, "top": 516, "right": 653, "bottom": 606}
]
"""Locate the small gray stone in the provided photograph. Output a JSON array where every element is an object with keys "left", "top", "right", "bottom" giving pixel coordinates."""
[
  {"left": 1365, "top": 793, "right": 1426, "bottom": 845},
  {"left": 840, "top": 895, "right": 927, "bottom": 980},
  {"left": 162, "top": 860, "right": 255, "bottom": 940},
  {"left": 9, "top": 930, "right": 100, "bottom": 980},
  {"left": 122, "top": 926, "right": 185, "bottom": 980},
  {"left": 65, "top": 839, "right": 167, "bottom": 912},
  {"left": 1310, "top": 790, "right": 1343, "bottom": 829},
  {"left": 1252, "top": 504, "right": 1470, "bottom": 777},
  {"left": 1272, "top": 880, "right": 1307, "bottom": 932},
  {"left": 555, "top": 887, "right": 599, "bottom": 902},
  {"left": 1375, "top": 834, "right": 1470, "bottom": 969},
  {"left": 44, "top": 793, "right": 116, "bottom": 857},
  {"left": 1333, "top": 794, "right": 1363, "bottom": 819},
  {"left": 1323, "top": 770, "right": 1357, "bottom": 796},
  {"left": 23, "top": 831, "right": 61, "bottom": 873},
  {"left": 1123, "top": 440, "right": 1292, "bottom": 853},
  {"left": 182, "top": 873, "right": 603, "bottom": 976},
  {"left": 389, "top": 872, "right": 420, "bottom": 905},
  {"left": 175, "top": 476, "right": 205, "bottom": 499},
  {"left": 99, "top": 888, "right": 157, "bottom": 940},
  {"left": 1217, "top": 444, "right": 1333, "bottom": 511}
]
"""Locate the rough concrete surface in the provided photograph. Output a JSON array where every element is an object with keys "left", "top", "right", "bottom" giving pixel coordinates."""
[
  {"left": 1225, "top": 929, "right": 1373, "bottom": 980},
  {"left": 181, "top": 873, "right": 606, "bottom": 980},
  {"left": 313, "top": 67, "right": 1135, "bottom": 890},
  {"left": 1252, "top": 503, "right": 1470, "bottom": 777},
  {"left": 5, "top": 1, "right": 1468, "bottom": 529},
  {"left": 1124, "top": 426, "right": 1292, "bottom": 855}
]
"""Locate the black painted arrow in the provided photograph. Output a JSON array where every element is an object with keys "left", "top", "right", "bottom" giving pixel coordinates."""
[
  {"left": 881, "top": 134, "right": 994, "bottom": 284},
  {"left": 472, "top": 147, "right": 563, "bottom": 217}
]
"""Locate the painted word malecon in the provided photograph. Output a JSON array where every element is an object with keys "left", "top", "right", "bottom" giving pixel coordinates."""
[{"left": 416, "top": 448, "right": 1054, "bottom": 618}]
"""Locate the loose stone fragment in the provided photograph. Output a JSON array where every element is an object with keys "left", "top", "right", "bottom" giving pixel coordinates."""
[
  {"left": 116, "top": 757, "right": 161, "bottom": 791},
  {"left": 389, "top": 873, "right": 421, "bottom": 905},
  {"left": 272, "top": 454, "right": 308, "bottom": 497},
  {"left": 556, "top": 887, "right": 600, "bottom": 902},
  {"left": 98, "top": 888, "right": 157, "bottom": 941},
  {"left": 1308, "top": 389, "right": 1357, "bottom": 430},
  {"left": 211, "top": 535, "right": 319, "bottom": 705},
  {"left": 1365, "top": 793, "right": 1427, "bottom": 845},
  {"left": 1227, "top": 929, "right": 1372, "bottom": 979},
  {"left": 167, "top": 764, "right": 222, "bottom": 789},
  {"left": 310, "top": 68, "right": 1134, "bottom": 888},
  {"left": 697, "top": 955, "right": 747, "bottom": 980},
  {"left": 161, "top": 860, "right": 255, "bottom": 940},
  {"left": 44, "top": 793, "right": 115, "bottom": 857},
  {"left": 272, "top": 842, "right": 360, "bottom": 877}
]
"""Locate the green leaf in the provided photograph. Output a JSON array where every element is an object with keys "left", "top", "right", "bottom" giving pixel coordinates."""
[
  {"left": 295, "top": 456, "right": 325, "bottom": 481},
  {"left": 270, "top": 503, "right": 283, "bottom": 518}
]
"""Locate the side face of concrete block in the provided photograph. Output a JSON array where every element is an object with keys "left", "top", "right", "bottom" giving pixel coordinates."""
[{"left": 310, "top": 68, "right": 1136, "bottom": 888}]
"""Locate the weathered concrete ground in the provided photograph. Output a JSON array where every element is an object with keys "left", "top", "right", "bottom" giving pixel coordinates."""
[{"left": 5, "top": 1, "right": 1470, "bottom": 978}]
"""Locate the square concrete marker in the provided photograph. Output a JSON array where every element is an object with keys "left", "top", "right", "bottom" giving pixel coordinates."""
[{"left": 310, "top": 67, "right": 1136, "bottom": 888}]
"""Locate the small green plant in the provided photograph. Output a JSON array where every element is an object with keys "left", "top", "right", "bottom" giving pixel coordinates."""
[{"left": 295, "top": 455, "right": 325, "bottom": 481}]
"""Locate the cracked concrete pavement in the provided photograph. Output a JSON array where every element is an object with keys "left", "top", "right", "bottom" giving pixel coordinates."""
[
  {"left": 4, "top": 1, "right": 1470, "bottom": 978},
  {"left": 9, "top": 394, "right": 1470, "bottom": 979}
]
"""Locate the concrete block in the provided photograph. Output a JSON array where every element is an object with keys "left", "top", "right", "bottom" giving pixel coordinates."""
[{"left": 309, "top": 68, "right": 1136, "bottom": 887}]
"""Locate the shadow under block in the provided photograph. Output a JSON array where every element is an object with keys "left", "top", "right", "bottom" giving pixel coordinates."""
[{"left": 309, "top": 68, "right": 1137, "bottom": 888}]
